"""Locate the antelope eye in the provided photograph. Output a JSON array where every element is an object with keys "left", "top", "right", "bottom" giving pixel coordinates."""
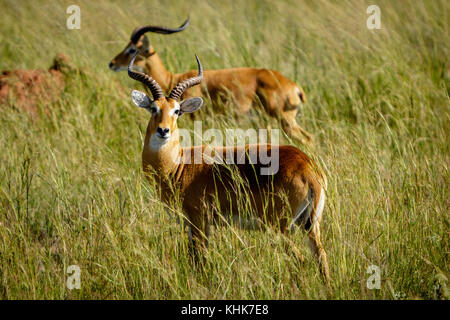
[
  {"left": 174, "top": 109, "right": 180, "bottom": 115},
  {"left": 128, "top": 48, "right": 137, "bottom": 55},
  {"left": 150, "top": 106, "right": 158, "bottom": 113}
]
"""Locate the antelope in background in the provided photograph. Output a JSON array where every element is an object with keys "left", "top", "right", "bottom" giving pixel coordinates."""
[
  {"left": 110, "top": 18, "right": 313, "bottom": 145},
  {"left": 127, "top": 52, "right": 330, "bottom": 287}
]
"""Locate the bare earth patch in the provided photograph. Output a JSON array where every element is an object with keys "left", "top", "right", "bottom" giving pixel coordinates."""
[{"left": 0, "top": 53, "right": 75, "bottom": 118}]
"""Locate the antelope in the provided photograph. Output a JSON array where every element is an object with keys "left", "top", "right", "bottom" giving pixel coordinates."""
[
  {"left": 110, "top": 18, "right": 313, "bottom": 145},
  {"left": 127, "top": 52, "right": 331, "bottom": 287}
]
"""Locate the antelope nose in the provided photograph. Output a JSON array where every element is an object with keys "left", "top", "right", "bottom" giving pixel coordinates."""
[
  {"left": 108, "top": 62, "right": 114, "bottom": 70},
  {"left": 157, "top": 127, "right": 170, "bottom": 136}
]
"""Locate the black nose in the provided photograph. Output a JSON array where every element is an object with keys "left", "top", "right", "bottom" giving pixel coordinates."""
[
  {"left": 109, "top": 62, "right": 114, "bottom": 69},
  {"left": 157, "top": 127, "right": 170, "bottom": 136}
]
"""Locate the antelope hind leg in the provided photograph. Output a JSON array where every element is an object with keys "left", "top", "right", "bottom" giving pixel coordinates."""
[
  {"left": 306, "top": 223, "right": 331, "bottom": 289},
  {"left": 281, "top": 111, "right": 313, "bottom": 145}
]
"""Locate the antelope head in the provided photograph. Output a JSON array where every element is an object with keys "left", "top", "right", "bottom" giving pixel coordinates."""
[
  {"left": 128, "top": 52, "right": 203, "bottom": 163},
  {"left": 109, "top": 18, "right": 189, "bottom": 72}
]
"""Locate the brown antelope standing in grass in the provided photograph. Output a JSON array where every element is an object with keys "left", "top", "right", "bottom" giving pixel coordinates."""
[
  {"left": 127, "top": 52, "right": 330, "bottom": 287},
  {"left": 110, "top": 18, "right": 313, "bottom": 145}
]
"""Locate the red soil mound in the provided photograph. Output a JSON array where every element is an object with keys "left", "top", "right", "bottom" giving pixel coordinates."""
[{"left": 0, "top": 53, "right": 75, "bottom": 118}]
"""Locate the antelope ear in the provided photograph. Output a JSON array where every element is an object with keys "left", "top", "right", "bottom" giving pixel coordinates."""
[
  {"left": 141, "top": 35, "right": 150, "bottom": 54},
  {"left": 131, "top": 90, "right": 152, "bottom": 109},
  {"left": 180, "top": 97, "right": 203, "bottom": 114}
]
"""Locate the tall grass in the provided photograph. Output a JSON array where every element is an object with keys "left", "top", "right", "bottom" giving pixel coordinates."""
[{"left": 0, "top": 0, "right": 448, "bottom": 299}]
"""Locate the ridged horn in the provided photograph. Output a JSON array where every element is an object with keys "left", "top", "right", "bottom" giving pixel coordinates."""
[
  {"left": 127, "top": 52, "right": 164, "bottom": 100},
  {"left": 130, "top": 17, "right": 190, "bottom": 44},
  {"left": 169, "top": 54, "right": 203, "bottom": 101}
]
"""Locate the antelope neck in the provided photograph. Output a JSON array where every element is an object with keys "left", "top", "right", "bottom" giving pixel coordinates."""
[
  {"left": 143, "top": 52, "right": 175, "bottom": 92},
  {"left": 142, "top": 132, "right": 184, "bottom": 178}
]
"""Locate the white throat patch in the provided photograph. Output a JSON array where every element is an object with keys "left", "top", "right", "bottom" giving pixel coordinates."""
[{"left": 149, "top": 133, "right": 170, "bottom": 151}]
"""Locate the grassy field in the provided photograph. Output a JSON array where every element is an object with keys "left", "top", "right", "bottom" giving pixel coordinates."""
[{"left": 0, "top": 0, "right": 448, "bottom": 299}]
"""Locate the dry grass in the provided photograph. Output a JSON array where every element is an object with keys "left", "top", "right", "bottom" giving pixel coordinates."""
[{"left": 0, "top": 0, "right": 448, "bottom": 299}]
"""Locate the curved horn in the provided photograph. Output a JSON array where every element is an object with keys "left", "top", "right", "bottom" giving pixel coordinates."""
[
  {"left": 130, "top": 17, "right": 190, "bottom": 44},
  {"left": 169, "top": 54, "right": 203, "bottom": 101},
  {"left": 128, "top": 52, "right": 164, "bottom": 100}
]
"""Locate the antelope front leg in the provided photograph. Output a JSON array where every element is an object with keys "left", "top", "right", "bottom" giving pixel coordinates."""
[
  {"left": 187, "top": 217, "right": 210, "bottom": 267},
  {"left": 282, "top": 235, "right": 305, "bottom": 264},
  {"left": 279, "top": 218, "right": 305, "bottom": 264}
]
